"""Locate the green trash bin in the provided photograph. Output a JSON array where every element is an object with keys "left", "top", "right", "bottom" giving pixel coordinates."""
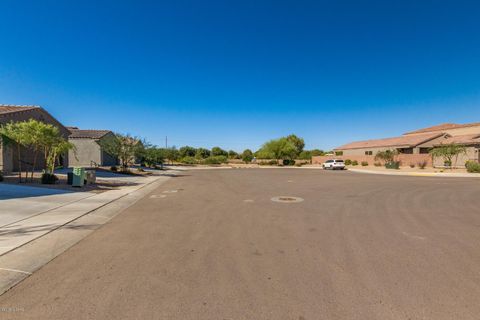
[{"left": 72, "top": 167, "right": 86, "bottom": 187}]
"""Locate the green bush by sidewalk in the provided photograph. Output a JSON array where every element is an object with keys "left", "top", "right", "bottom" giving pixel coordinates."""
[
  {"left": 361, "top": 161, "right": 368, "bottom": 166},
  {"left": 282, "top": 159, "right": 296, "bottom": 166},
  {"left": 351, "top": 160, "right": 358, "bottom": 166},
  {"left": 344, "top": 159, "right": 352, "bottom": 165},
  {"left": 385, "top": 161, "right": 400, "bottom": 169},
  {"left": 466, "top": 161, "right": 480, "bottom": 173}
]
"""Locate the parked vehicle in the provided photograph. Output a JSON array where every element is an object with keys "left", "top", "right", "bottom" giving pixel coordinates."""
[{"left": 322, "top": 159, "right": 346, "bottom": 170}]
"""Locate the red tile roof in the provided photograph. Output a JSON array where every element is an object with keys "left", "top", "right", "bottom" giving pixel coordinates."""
[
  {"left": 69, "top": 128, "right": 112, "bottom": 139},
  {"left": 404, "top": 122, "right": 480, "bottom": 135},
  {"left": 0, "top": 105, "right": 39, "bottom": 115},
  {"left": 434, "top": 133, "right": 480, "bottom": 146},
  {"left": 335, "top": 132, "right": 445, "bottom": 150}
]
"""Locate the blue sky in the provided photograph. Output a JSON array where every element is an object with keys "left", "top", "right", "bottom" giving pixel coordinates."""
[{"left": 1, "top": 0, "right": 479, "bottom": 151}]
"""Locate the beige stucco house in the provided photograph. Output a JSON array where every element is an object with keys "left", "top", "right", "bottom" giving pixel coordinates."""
[
  {"left": 68, "top": 127, "right": 118, "bottom": 167},
  {"left": 0, "top": 105, "right": 70, "bottom": 173},
  {"left": 313, "top": 122, "right": 480, "bottom": 167}
]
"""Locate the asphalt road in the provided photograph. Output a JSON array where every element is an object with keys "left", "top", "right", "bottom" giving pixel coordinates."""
[{"left": 1, "top": 169, "right": 480, "bottom": 320}]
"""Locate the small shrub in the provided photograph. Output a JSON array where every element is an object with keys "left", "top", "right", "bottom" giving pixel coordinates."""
[
  {"left": 466, "top": 161, "right": 480, "bottom": 173},
  {"left": 137, "top": 167, "right": 145, "bottom": 172},
  {"left": 258, "top": 160, "right": 278, "bottom": 166},
  {"left": 417, "top": 161, "right": 427, "bottom": 169},
  {"left": 282, "top": 159, "right": 296, "bottom": 166},
  {"left": 361, "top": 161, "right": 368, "bottom": 166},
  {"left": 385, "top": 161, "right": 400, "bottom": 169},
  {"left": 180, "top": 156, "right": 197, "bottom": 165},
  {"left": 344, "top": 159, "right": 352, "bottom": 165},
  {"left": 444, "top": 160, "right": 452, "bottom": 167},
  {"left": 409, "top": 163, "right": 415, "bottom": 168},
  {"left": 351, "top": 160, "right": 359, "bottom": 166},
  {"left": 203, "top": 155, "right": 228, "bottom": 165},
  {"left": 110, "top": 166, "right": 118, "bottom": 172},
  {"left": 41, "top": 173, "right": 58, "bottom": 184},
  {"left": 374, "top": 162, "right": 382, "bottom": 167}
]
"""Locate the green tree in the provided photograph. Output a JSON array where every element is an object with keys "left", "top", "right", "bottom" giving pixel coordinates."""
[
  {"left": 298, "top": 151, "right": 312, "bottom": 160},
  {"left": 179, "top": 146, "right": 196, "bottom": 158},
  {"left": 195, "top": 148, "right": 211, "bottom": 160},
  {"left": 163, "top": 147, "right": 179, "bottom": 164},
  {"left": 211, "top": 146, "right": 228, "bottom": 157},
  {"left": 228, "top": 150, "right": 239, "bottom": 159},
  {"left": 256, "top": 137, "right": 297, "bottom": 162},
  {"left": 143, "top": 146, "right": 165, "bottom": 167},
  {"left": 310, "top": 149, "right": 325, "bottom": 156},
  {"left": 286, "top": 134, "right": 305, "bottom": 157},
  {"left": 0, "top": 121, "right": 29, "bottom": 182},
  {"left": 46, "top": 139, "right": 74, "bottom": 174},
  {"left": 241, "top": 149, "right": 254, "bottom": 163},
  {"left": 23, "top": 119, "right": 45, "bottom": 181},
  {"left": 99, "top": 133, "right": 142, "bottom": 172},
  {"left": 429, "top": 143, "right": 467, "bottom": 168},
  {"left": 374, "top": 149, "right": 398, "bottom": 164}
]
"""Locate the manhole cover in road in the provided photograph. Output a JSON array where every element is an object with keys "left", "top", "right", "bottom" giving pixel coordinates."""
[
  {"left": 150, "top": 194, "right": 167, "bottom": 199},
  {"left": 271, "top": 196, "right": 304, "bottom": 203}
]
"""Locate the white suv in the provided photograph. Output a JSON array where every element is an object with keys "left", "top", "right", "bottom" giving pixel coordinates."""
[{"left": 322, "top": 159, "right": 346, "bottom": 170}]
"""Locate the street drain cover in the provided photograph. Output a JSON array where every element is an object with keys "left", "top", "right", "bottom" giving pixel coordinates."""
[{"left": 271, "top": 196, "right": 304, "bottom": 203}]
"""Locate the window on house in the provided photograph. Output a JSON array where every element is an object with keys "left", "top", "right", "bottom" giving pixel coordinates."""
[
  {"left": 364, "top": 151, "right": 373, "bottom": 155},
  {"left": 398, "top": 148, "right": 413, "bottom": 154},
  {"left": 419, "top": 148, "right": 430, "bottom": 154}
]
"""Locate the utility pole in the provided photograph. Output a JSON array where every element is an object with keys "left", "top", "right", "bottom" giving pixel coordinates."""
[{"left": 165, "top": 136, "right": 168, "bottom": 148}]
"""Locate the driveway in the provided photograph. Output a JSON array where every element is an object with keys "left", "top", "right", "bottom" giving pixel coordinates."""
[
  {"left": 0, "top": 184, "right": 93, "bottom": 227},
  {"left": 1, "top": 169, "right": 480, "bottom": 319}
]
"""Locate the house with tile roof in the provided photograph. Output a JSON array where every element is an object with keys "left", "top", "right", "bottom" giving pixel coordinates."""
[
  {"left": 312, "top": 122, "right": 480, "bottom": 168},
  {"left": 0, "top": 105, "right": 70, "bottom": 173},
  {"left": 67, "top": 127, "right": 118, "bottom": 167}
]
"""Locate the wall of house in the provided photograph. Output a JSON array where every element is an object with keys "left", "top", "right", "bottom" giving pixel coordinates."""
[
  {"left": 11, "top": 145, "right": 48, "bottom": 171},
  {"left": 335, "top": 135, "right": 448, "bottom": 158},
  {"left": 68, "top": 139, "right": 102, "bottom": 167},
  {"left": 312, "top": 154, "right": 433, "bottom": 167},
  {"left": 101, "top": 149, "right": 118, "bottom": 166},
  {"left": 432, "top": 146, "right": 480, "bottom": 168},
  {"left": 338, "top": 147, "right": 404, "bottom": 156},
  {"left": 0, "top": 108, "right": 69, "bottom": 173}
]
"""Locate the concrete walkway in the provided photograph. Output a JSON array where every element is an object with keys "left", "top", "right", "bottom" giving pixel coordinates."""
[{"left": 0, "top": 184, "right": 94, "bottom": 227}]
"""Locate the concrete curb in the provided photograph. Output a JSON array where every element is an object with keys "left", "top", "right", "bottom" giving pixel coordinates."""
[{"left": 0, "top": 173, "right": 176, "bottom": 296}]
